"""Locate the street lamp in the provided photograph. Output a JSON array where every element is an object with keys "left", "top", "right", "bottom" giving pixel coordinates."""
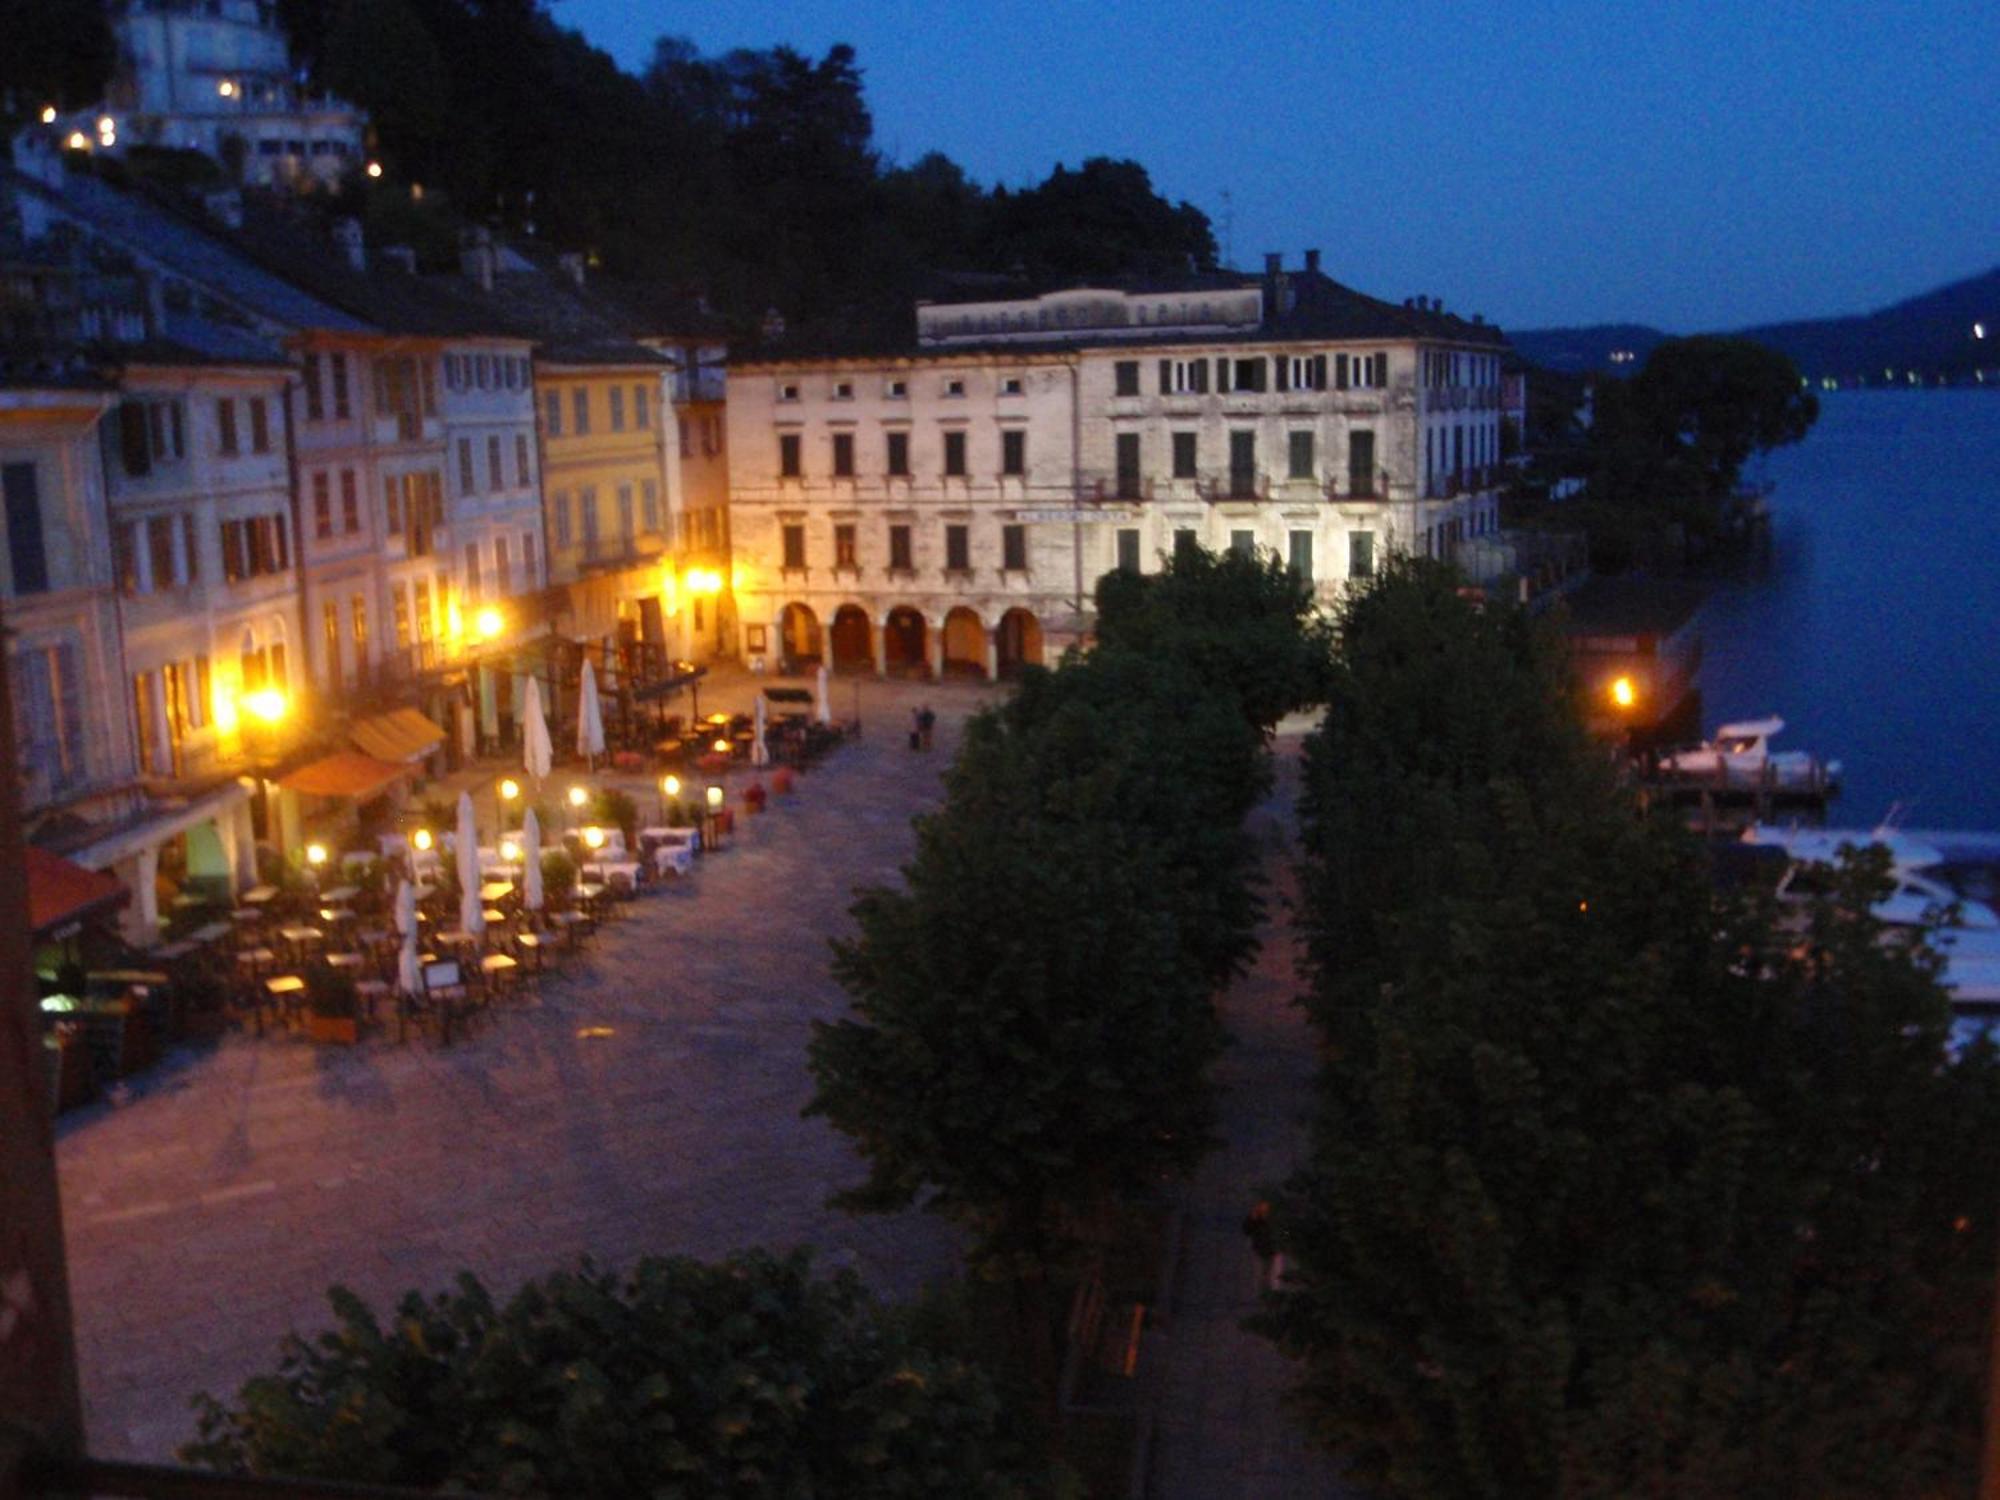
[
  {"left": 498, "top": 777, "right": 520, "bottom": 833},
  {"left": 659, "top": 773, "right": 680, "bottom": 823},
  {"left": 1609, "top": 675, "right": 1637, "bottom": 711},
  {"left": 582, "top": 826, "right": 605, "bottom": 851},
  {"left": 475, "top": 607, "right": 504, "bottom": 641},
  {"left": 412, "top": 828, "right": 433, "bottom": 853}
]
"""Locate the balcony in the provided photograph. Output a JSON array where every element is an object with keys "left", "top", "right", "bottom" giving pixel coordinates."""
[{"left": 1077, "top": 472, "right": 1152, "bottom": 504}]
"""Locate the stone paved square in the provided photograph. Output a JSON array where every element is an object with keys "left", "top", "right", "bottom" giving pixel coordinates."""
[{"left": 56, "top": 672, "right": 993, "bottom": 1460}]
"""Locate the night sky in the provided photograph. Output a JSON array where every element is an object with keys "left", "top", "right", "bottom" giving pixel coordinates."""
[{"left": 555, "top": 0, "right": 1998, "bottom": 333}]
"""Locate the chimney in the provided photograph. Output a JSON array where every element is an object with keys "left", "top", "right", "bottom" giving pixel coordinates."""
[
  {"left": 460, "top": 226, "right": 495, "bottom": 292},
  {"left": 1303, "top": 248, "right": 1320, "bottom": 274},
  {"left": 203, "top": 188, "right": 243, "bottom": 229},
  {"left": 557, "top": 251, "right": 585, "bottom": 289},
  {"left": 332, "top": 217, "right": 364, "bottom": 271}
]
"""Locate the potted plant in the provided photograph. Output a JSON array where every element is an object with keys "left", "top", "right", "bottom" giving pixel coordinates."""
[
  {"left": 743, "top": 780, "right": 768, "bottom": 814},
  {"left": 303, "top": 960, "right": 360, "bottom": 1045},
  {"left": 540, "top": 848, "right": 578, "bottom": 905},
  {"left": 592, "top": 788, "right": 640, "bottom": 850},
  {"left": 771, "top": 768, "right": 795, "bottom": 796}
]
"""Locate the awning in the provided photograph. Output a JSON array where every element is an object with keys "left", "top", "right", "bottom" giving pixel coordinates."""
[
  {"left": 26, "top": 847, "right": 128, "bottom": 937},
  {"left": 632, "top": 664, "right": 710, "bottom": 703},
  {"left": 279, "top": 751, "right": 408, "bottom": 801},
  {"left": 349, "top": 708, "right": 444, "bottom": 764}
]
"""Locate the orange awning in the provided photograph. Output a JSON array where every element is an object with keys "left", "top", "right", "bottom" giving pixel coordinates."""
[
  {"left": 349, "top": 707, "right": 444, "bottom": 764},
  {"left": 25, "top": 847, "right": 128, "bottom": 936},
  {"left": 278, "top": 751, "right": 408, "bottom": 801}
]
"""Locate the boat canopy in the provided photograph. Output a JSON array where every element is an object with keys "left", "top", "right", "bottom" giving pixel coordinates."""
[{"left": 1714, "top": 716, "right": 1785, "bottom": 741}]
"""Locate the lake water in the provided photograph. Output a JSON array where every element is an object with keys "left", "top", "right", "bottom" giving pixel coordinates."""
[{"left": 1697, "top": 391, "right": 2000, "bottom": 831}]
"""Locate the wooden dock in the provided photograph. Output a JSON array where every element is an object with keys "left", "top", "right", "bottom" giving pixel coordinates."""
[{"left": 1633, "top": 759, "right": 1839, "bottom": 832}]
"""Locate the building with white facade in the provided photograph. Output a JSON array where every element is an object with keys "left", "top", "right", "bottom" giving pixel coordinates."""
[
  {"left": 61, "top": 0, "right": 370, "bottom": 189},
  {"left": 727, "top": 253, "right": 1511, "bottom": 678}
]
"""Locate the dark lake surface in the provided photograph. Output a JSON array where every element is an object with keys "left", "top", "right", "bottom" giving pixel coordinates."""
[{"left": 1697, "top": 390, "right": 2000, "bottom": 832}]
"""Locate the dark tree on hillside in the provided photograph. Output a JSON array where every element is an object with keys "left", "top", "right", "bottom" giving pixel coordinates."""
[
  {"left": 984, "top": 158, "right": 1218, "bottom": 280},
  {"left": 0, "top": 0, "right": 114, "bottom": 126}
]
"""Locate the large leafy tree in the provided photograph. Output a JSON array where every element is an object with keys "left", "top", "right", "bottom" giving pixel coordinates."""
[
  {"left": 1092, "top": 545, "right": 1331, "bottom": 734},
  {"left": 1260, "top": 559, "right": 2000, "bottom": 1497},
  {"left": 182, "top": 1250, "right": 1053, "bottom": 1497},
  {"left": 807, "top": 671, "right": 1232, "bottom": 1386},
  {"left": 810, "top": 549, "right": 1308, "bottom": 1390}
]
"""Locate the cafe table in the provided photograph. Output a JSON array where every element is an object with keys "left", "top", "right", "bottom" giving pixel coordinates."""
[
  {"left": 478, "top": 880, "right": 515, "bottom": 904},
  {"left": 319, "top": 884, "right": 361, "bottom": 906},
  {"left": 241, "top": 885, "right": 280, "bottom": 906}
]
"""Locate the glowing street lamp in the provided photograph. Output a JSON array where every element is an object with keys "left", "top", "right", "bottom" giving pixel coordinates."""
[
  {"left": 475, "top": 606, "right": 504, "bottom": 640},
  {"left": 712, "top": 737, "right": 730, "bottom": 755},
  {"left": 582, "top": 826, "right": 605, "bottom": 854},
  {"left": 500, "top": 837, "right": 521, "bottom": 864},
  {"left": 498, "top": 776, "right": 520, "bottom": 833},
  {"left": 705, "top": 784, "right": 724, "bottom": 810},
  {"left": 1608, "top": 675, "right": 1637, "bottom": 711},
  {"left": 217, "top": 79, "right": 236, "bottom": 98},
  {"left": 243, "top": 688, "right": 287, "bottom": 724},
  {"left": 65, "top": 131, "right": 89, "bottom": 151},
  {"left": 40, "top": 106, "right": 56, "bottom": 125},
  {"left": 412, "top": 828, "right": 434, "bottom": 853},
  {"left": 366, "top": 160, "right": 383, "bottom": 179},
  {"left": 658, "top": 773, "right": 680, "bottom": 822},
  {"left": 306, "top": 842, "right": 327, "bottom": 867}
]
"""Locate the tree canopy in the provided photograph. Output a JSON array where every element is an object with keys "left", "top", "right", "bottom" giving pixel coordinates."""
[
  {"left": 1258, "top": 559, "right": 2000, "bottom": 1498},
  {"left": 182, "top": 1249, "right": 1054, "bottom": 1498},
  {"left": 808, "top": 547, "right": 1311, "bottom": 1395}
]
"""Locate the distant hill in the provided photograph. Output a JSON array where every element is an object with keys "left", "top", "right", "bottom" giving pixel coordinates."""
[{"left": 1512, "top": 264, "right": 2000, "bottom": 385}]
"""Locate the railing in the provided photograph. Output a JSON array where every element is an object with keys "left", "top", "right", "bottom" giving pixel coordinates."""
[
  {"left": 24, "top": 1454, "right": 481, "bottom": 1499},
  {"left": 1324, "top": 470, "right": 1388, "bottom": 501},
  {"left": 1076, "top": 472, "right": 1152, "bottom": 503}
]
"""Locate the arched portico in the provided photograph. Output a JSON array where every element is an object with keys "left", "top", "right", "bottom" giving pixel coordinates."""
[
  {"left": 778, "top": 603, "right": 822, "bottom": 667},
  {"left": 942, "top": 607, "right": 987, "bottom": 679},
  {"left": 829, "top": 605, "right": 873, "bottom": 673},
  {"left": 996, "top": 608, "right": 1044, "bottom": 678},
  {"left": 883, "top": 607, "right": 927, "bottom": 675}
]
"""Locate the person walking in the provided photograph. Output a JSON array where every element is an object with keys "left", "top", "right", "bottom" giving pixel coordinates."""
[
  {"left": 909, "top": 707, "right": 922, "bottom": 752},
  {"left": 918, "top": 705, "right": 936, "bottom": 751}
]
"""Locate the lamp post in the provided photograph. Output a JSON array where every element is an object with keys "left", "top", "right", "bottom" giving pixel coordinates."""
[
  {"left": 567, "top": 783, "right": 589, "bottom": 830},
  {"left": 659, "top": 773, "right": 680, "bottom": 825},
  {"left": 704, "top": 783, "right": 726, "bottom": 850},
  {"left": 498, "top": 777, "right": 520, "bottom": 835},
  {"left": 305, "top": 842, "right": 327, "bottom": 893}
]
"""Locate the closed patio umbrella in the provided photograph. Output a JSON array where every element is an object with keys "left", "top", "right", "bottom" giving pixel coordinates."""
[
  {"left": 397, "top": 921, "right": 421, "bottom": 998},
  {"left": 522, "top": 675, "right": 553, "bottom": 783},
  {"left": 456, "top": 790, "right": 484, "bottom": 942},
  {"left": 752, "top": 694, "right": 771, "bottom": 767},
  {"left": 394, "top": 875, "right": 417, "bottom": 938},
  {"left": 521, "top": 806, "right": 544, "bottom": 914},
  {"left": 576, "top": 658, "right": 605, "bottom": 767},
  {"left": 815, "top": 664, "right": 832, "bottom": 725}
]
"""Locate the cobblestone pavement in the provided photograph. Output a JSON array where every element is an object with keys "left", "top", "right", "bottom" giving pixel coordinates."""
[
  {"left": 56, "top": 671, "right": 995, "bottom": 1460},
  {"left": 1148, "top": 728, "right": 1355, "bottom": 1498}
]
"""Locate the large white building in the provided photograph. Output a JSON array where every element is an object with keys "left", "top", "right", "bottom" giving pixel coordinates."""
[
  {"left": 100, "top": 0, "right": 368, "bottom": 188},
  {"left": 727, "top": 253, "right": 1510, "bottom": 677}
]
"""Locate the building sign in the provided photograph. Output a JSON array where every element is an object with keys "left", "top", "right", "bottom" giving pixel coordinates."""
[{"left": 1014, "top": 508, "right": 1141, "bottom": 524}]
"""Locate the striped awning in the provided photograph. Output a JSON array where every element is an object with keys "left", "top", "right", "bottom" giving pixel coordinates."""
[
  {"left": 349, "top": 708, "right": 444, "bottom": 764},
  {"left": 279, "top": 751, "right": 407, "bottom": 801}
]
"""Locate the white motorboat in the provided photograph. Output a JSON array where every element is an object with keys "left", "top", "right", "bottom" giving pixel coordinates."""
[
  {"left": 1661, "top": 717, "right": 1842, "bottom": 791},
  {"left": 1741, "top": 822, "right": 2000, "bottom": 1011}
]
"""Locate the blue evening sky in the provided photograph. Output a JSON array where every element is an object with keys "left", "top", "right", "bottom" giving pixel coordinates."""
[{"left": 553, "top": 0, "right": 1999, "bottom": 333}]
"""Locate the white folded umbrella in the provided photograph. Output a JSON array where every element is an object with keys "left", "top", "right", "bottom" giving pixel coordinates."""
[
  {"left": 522, "top": 807, "right": 544, "bottom": 913},
  {"left": 456, "top": 791, "right": 484, "bottom": 941}
]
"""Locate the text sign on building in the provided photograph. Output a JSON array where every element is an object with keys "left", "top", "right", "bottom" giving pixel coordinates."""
[{"left": 1014, "top": 508, "right": 1142, "bottom": 524}]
